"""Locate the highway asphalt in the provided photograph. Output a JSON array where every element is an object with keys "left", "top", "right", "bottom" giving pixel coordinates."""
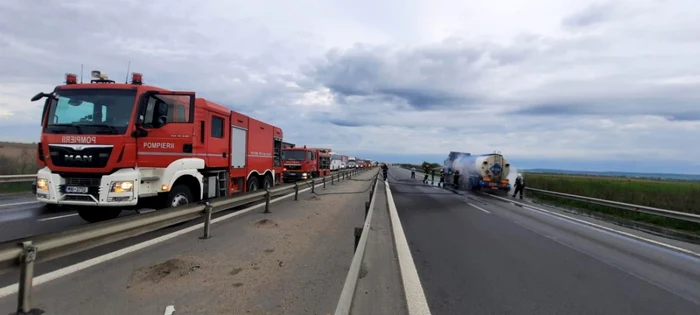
[
  {"left": 0, "top": 169, "right": 378, "bottom": 314},
  {"left": 387, "top": 166, "right": 700, "bottom": 315}
]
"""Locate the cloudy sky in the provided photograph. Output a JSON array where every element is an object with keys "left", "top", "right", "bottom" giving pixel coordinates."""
[{"left": 1, "top": 0, "right": 699, "bottom": 174}]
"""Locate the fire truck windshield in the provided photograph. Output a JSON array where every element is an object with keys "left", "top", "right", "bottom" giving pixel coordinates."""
[
  {"left": 282, "top": 149, "right": 307, "bottom": 161},
  {"left": 44, "top": 89, "right": 137, "bottom": 135}
]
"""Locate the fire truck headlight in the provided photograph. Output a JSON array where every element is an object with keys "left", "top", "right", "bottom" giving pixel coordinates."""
[
  {"left": 110, "top": 181, "right": 134, "bottom": 193},
  {"left": 36, "top": 178, "right": 49, "bottom": 191}
]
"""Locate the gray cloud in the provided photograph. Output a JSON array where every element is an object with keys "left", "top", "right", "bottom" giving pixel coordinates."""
[
  {"left": 2, "top": 0, "right": 700, "bottom": 168},
  {"left": 561, "top": 2, "right": 618, "bottom": 29}
]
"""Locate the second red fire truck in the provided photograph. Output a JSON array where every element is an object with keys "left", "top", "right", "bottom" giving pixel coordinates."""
[
  {"left": 32, "top": 71, "right": 285, "bottom": 222},
  {"left": 281, "top": 146, "right": 332, "bottom": 182}
]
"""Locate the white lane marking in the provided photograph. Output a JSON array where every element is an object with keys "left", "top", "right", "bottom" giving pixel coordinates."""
[
  {"left": 38, "top": 213, "right": 79, "bottom": 222},
  {"left": 0, "top": 181, "right": 329, "bottom": 299},
  {"left": 486, "top": 194, "right": 700, "bottom": 260},
  {"left": 0, "top": 201, "right": 40, "bottom": 208},
  {"left": 468, "top": 203, "right": 491, "bottom": 214},
  {"left": 385, "top": 180, "right": 432, "bottom": 315},
  {"left": 164, "top": 305, "right": 176, "bottom": 315}
]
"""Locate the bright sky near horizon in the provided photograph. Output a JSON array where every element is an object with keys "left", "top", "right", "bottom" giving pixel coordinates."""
[{"left": 1, "top": 0, "right": 699, "bottom": 173}]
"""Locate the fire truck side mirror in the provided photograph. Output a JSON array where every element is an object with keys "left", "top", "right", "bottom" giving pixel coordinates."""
[{"left": 31, "top": 92, "right": 47, "bottom": 102}]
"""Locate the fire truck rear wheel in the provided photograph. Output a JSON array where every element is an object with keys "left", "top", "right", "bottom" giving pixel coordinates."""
[
  {"left": 167, "top": 185, "right": 192, "bottom": 208},
  {"left": 263, "top": 174, "right": 273, "bottom": 189},
  {"left": 77, "top": 207, "right": 122, "bottom": 223}
]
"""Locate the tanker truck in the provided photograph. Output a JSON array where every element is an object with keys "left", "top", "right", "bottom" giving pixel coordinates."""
[{"left": 443, "top": 151, "right": 511, "bottom": 195}]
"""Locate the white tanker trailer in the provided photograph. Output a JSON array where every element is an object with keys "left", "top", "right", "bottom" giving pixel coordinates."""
[{"left": 443, "top": 151, "right": 511, "bottom": 194}]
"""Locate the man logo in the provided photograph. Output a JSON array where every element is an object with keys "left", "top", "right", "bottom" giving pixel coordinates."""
[{"left": 65, "top": 154, "right": 93, "bottom": 163}]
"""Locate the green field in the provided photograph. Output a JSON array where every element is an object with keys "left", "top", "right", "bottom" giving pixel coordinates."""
[
  {"left": 524, "top": 173, "right": 700, "bottom": 235},
  {"left": 0, "top": 142, "right": 39, "bottom": 194}
]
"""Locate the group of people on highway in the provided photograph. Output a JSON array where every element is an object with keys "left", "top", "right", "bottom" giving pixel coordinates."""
[{"left": 406, "top": 164, "right": 525, "bottom": 199}]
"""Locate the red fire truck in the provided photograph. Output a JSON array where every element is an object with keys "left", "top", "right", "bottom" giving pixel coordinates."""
[
  {"left": 31, "top": 71, "right": 285, "bottom": 222},
  {"left": 281, "top": 145, "right": 332, "bottom": 182}
]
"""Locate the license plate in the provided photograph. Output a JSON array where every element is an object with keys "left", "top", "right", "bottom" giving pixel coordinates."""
[{"left": 65, "top": 186, "right": 88, "bottom": 193}]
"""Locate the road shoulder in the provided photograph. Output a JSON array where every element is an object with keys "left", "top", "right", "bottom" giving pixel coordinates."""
[{"left": 0, "top": 170, "right": 379, "bottom": 315}]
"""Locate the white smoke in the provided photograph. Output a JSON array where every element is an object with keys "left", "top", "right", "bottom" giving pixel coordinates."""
[{"left": 507, "top": 166, "right": 520, "bottom": 194}]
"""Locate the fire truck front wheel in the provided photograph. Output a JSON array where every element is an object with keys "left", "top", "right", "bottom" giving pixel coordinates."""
[
  {"left": 166, "top": 185, "right": 193, "bottom": 208},
  {"left": 77, "top": 207, "right": 122, "bottom": 223}
]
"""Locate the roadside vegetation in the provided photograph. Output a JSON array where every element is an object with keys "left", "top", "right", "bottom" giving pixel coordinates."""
[
  {"left": 524, "top": 173, "right": 700, "bottom": 236},
  {"left": 0, "top": 142, "right": 39, "bottom": 194}
]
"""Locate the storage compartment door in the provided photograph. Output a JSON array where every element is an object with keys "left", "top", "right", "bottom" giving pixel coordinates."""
[{"left": 231, "top": 126, "right": 247, "bottom": 168}]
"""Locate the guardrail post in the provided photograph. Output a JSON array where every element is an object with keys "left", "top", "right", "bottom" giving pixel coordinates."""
[
  {"left": 354, "top": 227, "right": 363, "bottom": 253},
  {"left": 16, "top": 241, "right": 38, "bottom": 315},
  {"left": 294, "top": 183, "right": 298, "bottom": 201},
  {"left": 323, "top": 176, "right": 326, "bottom": 189},
  {"left": 331, "top": 174, "right": 335, "bottom": 185},
  {"left": 264, "top": 190, "right": 271, "bottom": 213},
  {"left": 200, "top": 202, "right": 213, "bottom": 240}
]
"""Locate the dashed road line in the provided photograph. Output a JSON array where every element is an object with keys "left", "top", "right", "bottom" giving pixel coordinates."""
[
  {"left": 468, "top": 203, "right": 491, "bottom": 214},
  {"left": 38, "top": 213, "right": 79, "bottom": 222},
  {"left": 0, "top": 201, "right": 40, "bottom": 208}
]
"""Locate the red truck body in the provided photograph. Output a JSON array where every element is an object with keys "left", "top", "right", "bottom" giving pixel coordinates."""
[
  {"left": 281, "top": 146, "right": 332, "bottom": 182},
  {"left": 33, "top": 72, "right": 284, "bottom": 222}
]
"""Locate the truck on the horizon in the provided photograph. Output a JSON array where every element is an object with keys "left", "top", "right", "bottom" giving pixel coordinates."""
[
  {"left": 347, "top": 156, "right": 357, "bottom": 169},
  {"left": 31, "top": 71, "right": 285, "bottom": 222},
  {"left": 281, "top": 145, "right": 331, "bottom": 182},
  {"left": 329, "top": 151, "right": 343, "bottom": 171},
  {"left": 443, "top": 151, "right": 511, "bottom": 195}
]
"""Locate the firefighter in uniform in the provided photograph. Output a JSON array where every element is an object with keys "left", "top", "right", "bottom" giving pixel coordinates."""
[
  {"left": 381, "top": 163, "right": 388, "bottom": 180},
  {"left": 513, "top": 173, "right": 525, "bottom": 199},
  {"left": 422, "top": 165, "right": 430, "bottom": 183},
  {"left": 438, "top": 168, "right": 445, "bottom": 187}
]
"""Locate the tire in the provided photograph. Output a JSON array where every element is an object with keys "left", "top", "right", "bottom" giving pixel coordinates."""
[
  {"left": 77, "top": 207, "right": 122, "bottom": 223},
  {"left": 247, "top": 176, "right": 259, "bottom": 192},
  {"left": 262, "top": 175, "right": 273, "bottom": 190},
  {"left": 165, "top": 185, "right": 192, "bottom": 208}
]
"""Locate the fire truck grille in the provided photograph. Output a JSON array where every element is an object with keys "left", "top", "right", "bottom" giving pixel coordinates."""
[
  {"left": 66, "top": 177, "right": 102, "bottom": 186},
  {"left": 49, "top": 145, "right": 113, "bottom": 168},
  {"left": 285, "top": 165, "right": 302, "bottom": 171}
]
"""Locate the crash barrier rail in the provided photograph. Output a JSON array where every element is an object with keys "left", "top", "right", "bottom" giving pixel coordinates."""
[
  {"left": 524, "top": 187, "right": 700, "bottom": 224},
  {"left": 335, "top": 171, "right": 381, "bottom": 315},
  {"left": 0, "top": 167, "right": 375, "bottom": 315},
  {"left": 0, "top": 175, "right": 35, "bottom": 184}
]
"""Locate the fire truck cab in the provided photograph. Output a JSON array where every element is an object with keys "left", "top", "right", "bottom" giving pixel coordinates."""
[
  {"left": 32, "top": 71, "right": 284, "bottom": 222},
  {"left": 281, "top": 146, "right": 331, "bottom": 182}
]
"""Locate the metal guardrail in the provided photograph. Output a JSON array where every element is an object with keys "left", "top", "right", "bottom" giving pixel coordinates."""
[
  {"left": 525, "top": 187, "right": 700, "bottom": 224},
  {"left": 0, "top": 167, "right": 376, "bottom": 314},
  {"left": 0, "top": 175, "right": 35, "bottom": 184}
]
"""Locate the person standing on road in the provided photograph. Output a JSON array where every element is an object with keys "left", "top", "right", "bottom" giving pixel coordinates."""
[
  {"left": 381, "top": 163, "right": 389, "bottom": 181},
  {"left": 438, "top": 168, "right": 445, "bottom": 187},
  {"left": 430, "top": 168, "right": 436, "bottom": 184},
  {"left": 410, "top": 167, "right": 416, "bottom": 179},
  {"left": 512, "top": 173, "right": 525, "bottom": 200}
]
